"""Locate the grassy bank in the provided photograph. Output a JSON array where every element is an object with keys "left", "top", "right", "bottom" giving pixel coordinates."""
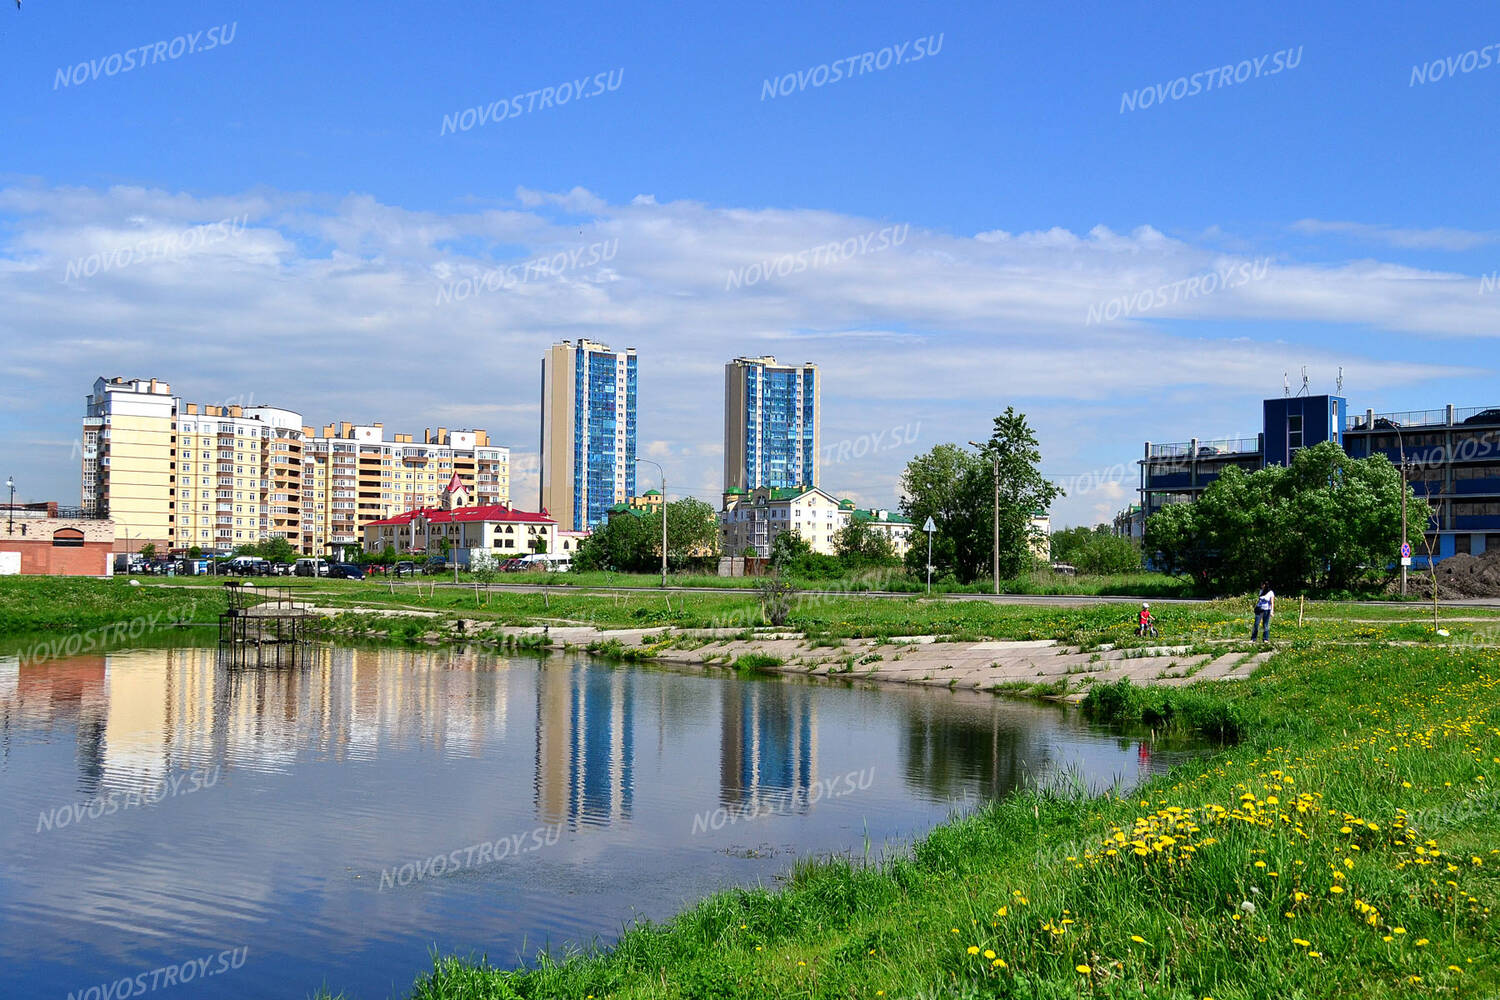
[
  {"left": 25, "top": 576, "right": 1500, "bottom": 651},
  {"left": 0, "top": 576, "right": 224, "bottom": 637},
  {"left": 394, "top": 642, "right": 1498, "bottom": 999}
]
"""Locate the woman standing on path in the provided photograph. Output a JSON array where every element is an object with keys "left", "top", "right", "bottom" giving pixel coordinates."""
[{"left": 1251, "top": 582, "right": 1275, "bottom": 642}]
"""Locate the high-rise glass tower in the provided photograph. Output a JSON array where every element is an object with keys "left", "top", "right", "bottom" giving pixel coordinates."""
[
  {"left": 723, "top": 356, "right": 819, "bottom": 493},
  {"left": 540, "top": 339, "right": 638, "bottom": 530}
]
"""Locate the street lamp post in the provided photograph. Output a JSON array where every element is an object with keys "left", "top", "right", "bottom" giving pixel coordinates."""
[
  {"left": 635, "top": 459, "right": 667, "bottom": 588},
  {"left": 1391, "top": 424, "right": 1408, "bottom": 597},
  {"left": 5, "top": 477, "right": 14, "bottom": 536}
]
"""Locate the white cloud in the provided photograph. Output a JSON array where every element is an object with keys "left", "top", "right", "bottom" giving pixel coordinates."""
[
  {"left": 1, "top": 183, "right": 1494, "bottom": 521},
  {"left": 1289, "top": 219, "right": 1497, "bottom": 252}
]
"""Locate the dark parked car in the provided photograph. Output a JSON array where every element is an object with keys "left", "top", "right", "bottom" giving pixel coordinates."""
[
  {"left": 1462, "top": 408, "right": 1500, "bottom": 426},
  {"left": 327, "top": 562, "right": 365, "bottom": 580},
  {"left": 393, "top": 560, "right": 418, "bottom": 577},
  {"left": 421, "top": 558, "right": 448, "bottom": 575}
]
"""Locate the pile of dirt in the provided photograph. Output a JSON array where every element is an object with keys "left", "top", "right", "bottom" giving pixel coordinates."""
[{"left": 1427, "top": 548, "right": 1500, "bottom": 599}]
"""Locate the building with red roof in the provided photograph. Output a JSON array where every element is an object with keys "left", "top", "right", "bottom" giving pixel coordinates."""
[{"left": 362, "top": 474, "right": 561, "bottom": 565}]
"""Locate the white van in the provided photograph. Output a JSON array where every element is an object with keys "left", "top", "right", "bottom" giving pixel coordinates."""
[{"left": 294, "top": 558, "right": 329, "bottom": 577}]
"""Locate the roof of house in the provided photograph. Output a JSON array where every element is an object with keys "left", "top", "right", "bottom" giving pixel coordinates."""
[
  {"left": 365, "top": 503, "right": 555, "bottom": 528},
  {"left": 851, "top": 508, "right": 914, "bottom": 525},
  {"left": 445, "top": 471, "right": 465, "bottom": 492}
]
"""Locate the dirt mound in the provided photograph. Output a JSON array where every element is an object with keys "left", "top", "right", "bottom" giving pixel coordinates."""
[{"left": 1428, "top": 548, "right": 1500, "bottom": 599}]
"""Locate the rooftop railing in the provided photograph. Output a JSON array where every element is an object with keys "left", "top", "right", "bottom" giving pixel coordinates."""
[{"left": 1195, "top": 437, "right": 1260, "bottom": 456}]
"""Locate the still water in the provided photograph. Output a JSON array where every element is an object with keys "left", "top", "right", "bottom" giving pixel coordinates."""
[{"left": 0, "top": 640, "right": 1198, "bottom": 998}]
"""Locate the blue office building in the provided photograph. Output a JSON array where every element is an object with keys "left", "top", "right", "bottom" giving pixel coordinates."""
[
  {"left": 723, "top": 356, "right": 819, "bottom": 493},
  {"left": 541, "top": 339, "right": 638, "bottom": 530},
  {"left": 1139, "top": 396, "right": 1500, "bottom": 562}
]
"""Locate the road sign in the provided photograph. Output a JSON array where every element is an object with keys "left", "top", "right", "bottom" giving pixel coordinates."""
[
  {"left": 1400, "top": 542, "right": 1411, "bottom": 559},
  {"left": 1400, "top": 557, "right": 1412, "bottom": 567},
  {"left": 923, "top": 517, "right": 936, "bottom": 532}
]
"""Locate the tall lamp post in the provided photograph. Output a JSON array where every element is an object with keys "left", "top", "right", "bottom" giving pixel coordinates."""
[
  {"left": 1390, "top": 423, "right": 1409, "bottom": 597},
  {"left": 968, "top": 441, "right": 1000, "bottom": 595},
  {"left": 5, "top": 476, "right": 14, "bottom": 536},
  {"left": 635, "top": 459, "right": 667, "bottom": 588}
]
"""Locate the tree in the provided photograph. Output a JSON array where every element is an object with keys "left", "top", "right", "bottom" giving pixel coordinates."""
[
  {"left": 1049, "top": 524, "right": 1110, "bottom": 564},
  {"left": 1071, "top": 533, "right": 1142, "bottom": 575},
  {"left": 139, "top": 542, "right": 157, "bottom": 561},
  {"left": 530, "top": 535, "right": 548, "bottom": 554},
  {"left": 833, "top": 517, "right": 898, "bottom": 568},
  {"left": 573, "top": 513, "right": 656, "bottom": 573},
  {"left": 769, "top": 529, "right": 812, "bottom": 569},
  {"left": 665, "top": 498, "right": 719, "bottom": 568},
  {"left": 899, "top": 409, "right": 1061, "bottom": 583},
  {"left": 1142, "top": 441, "right": 1426, "bottom": 594},
  {"left": 259, "top": 536, "right": 297, "bottom": 565},
  {"left": 187, "top": 545, "right": 203, "bottom": 558}
]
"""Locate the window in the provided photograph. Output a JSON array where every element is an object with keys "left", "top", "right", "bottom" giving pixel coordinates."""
[
  {"left": 52, "top": 528, "right": 85, "bottom": 547},
  {"left": 1455, "top": 533, "right": 1472, "bottom": 555},
  {"left": 1287, "top": 414, "right": 1304, "bottom": 452}
]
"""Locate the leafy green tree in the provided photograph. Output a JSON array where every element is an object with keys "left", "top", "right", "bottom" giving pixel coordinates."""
[
  {"left": 573, "top": 513, "right": 656, "bottom": 572},
  {"left": 664, "top": 498, "right": 719, "bottom": 568},
  {"left": 187, "top": 545, "right": 203, "bottom": 558},
  {"left": 1049, "top": 524, "right": 1110, "bottom": 564},
  {"left": 1071, "top": 533, "right": 1142, "bottom": 574},
  {"left": 1142, "top": 441, "right": 1426, "bottom": 593},
  {"left": 139, "top": 542, "right": 157, "bottom": 561},
  {"left": 833, "top": 517, "right": 898, "bottom": 568},
  {"left": 259, "top": 536, "right": 297, "bottom": 565},
  {"left": 899, "top": 408, "right": 1061, "bottom": 583},
  {"left": 769, "top": 529, "right": 812, "bottom": 569}
]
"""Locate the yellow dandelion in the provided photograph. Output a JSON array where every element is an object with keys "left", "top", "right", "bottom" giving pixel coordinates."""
[
  {"left": 1075, "top": 964, "right": 1091, "bottom": 975},
  {"left": 984, "top": 949, "right": 995, "bottom": 960},
  {"left": 1131, "top": 935, "right": 1147, "bottom": 944},
  {"left": 967, "top": 946, "right": 979, "bottom": 955}
]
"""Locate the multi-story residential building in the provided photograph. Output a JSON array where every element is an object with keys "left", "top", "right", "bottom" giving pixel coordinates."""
[
  {"left": 82, "top": 377, "right": 176, "bottom": 552},
  {"left": 723, "top": 356, "right": 819, "bottom": 493},
  {"left": 301, "top": 423, "right": 508, "bottom": 555},
  {"left": 175, "top": 402, "right": 305, "bottom": 553},
  {"left": 84, "top": 376, "right": 508, "bottom": 556},
  {"left": 362, "top": 474, "right": 553, "bottom": 565},
  {"left": 1138, "top": 394, "right": 1500, "bottom": 562},
  {"left": 720, "top": 486, "right": 853, "bottom": 557},
  {"left": 540, "top": 339, "right": 638, "bottom": 531}
]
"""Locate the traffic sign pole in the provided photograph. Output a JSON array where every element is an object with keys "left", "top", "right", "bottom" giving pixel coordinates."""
[{"left": 923, "top": 517, "right": 936, "bottom": 595}]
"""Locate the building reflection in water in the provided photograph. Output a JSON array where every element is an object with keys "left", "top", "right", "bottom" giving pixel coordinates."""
[
  {"left": 719, "top": 680, "right": 817, "bottom": 811},
  {"left": 0, "top": 643, "right": 518, "bottom": 796},
  {"left": 534, "top": 659, "right": 635, "bottom": 829}
]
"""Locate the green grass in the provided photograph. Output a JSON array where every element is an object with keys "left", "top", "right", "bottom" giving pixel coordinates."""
[
  {"left": 384, "top": 642, "right": 1499, "bottom": 999},
  {"left": 0, "top": 576, "right": 224, "bottom": 639}
]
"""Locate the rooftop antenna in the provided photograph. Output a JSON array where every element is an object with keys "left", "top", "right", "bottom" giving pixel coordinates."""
[
  {"left": 1282, "top": 371, "right": 1290, "bottom": 397},
  {"left": 1336, "top": 366, "right": 1344, "bottom": 394},
  {"left": 1298, "top": 366, "right": 1310, "bottom": 397}
]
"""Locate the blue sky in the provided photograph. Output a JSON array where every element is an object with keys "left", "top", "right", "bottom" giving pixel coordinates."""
[{"left": 2, "top": 0, "right": 1498, "bottom": 524}]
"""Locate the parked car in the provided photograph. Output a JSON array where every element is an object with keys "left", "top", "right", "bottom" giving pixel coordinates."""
[
  {"left": 421, "top": 558, "right": 448, "bottom": 575},
  {"left": 327, "top": 562, "right": 365, "bottom": 580},
  {"left": 1462, "top": 408, "right": 1500, "bottom": 425},
  {"left": 393, "top": 560, "right": 418, "bottom": 577},
  {"left": 227, "top": 555, "right": 271, "bottom": 576},
  {"left": 499, "top": 557, "right": 527, "bottom": 572}
]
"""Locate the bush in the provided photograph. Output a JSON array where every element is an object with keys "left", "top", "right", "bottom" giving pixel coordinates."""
[{"left": 1080, "top": 677, "right": 1249, "bottom": 741}]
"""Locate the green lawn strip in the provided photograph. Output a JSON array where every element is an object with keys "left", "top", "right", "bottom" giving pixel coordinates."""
[
  {"left": 0, "top": 576, "right": 225, "bottom": 638},
  {"left": 389, "top": 644, "right": 1497, "bottom": 999}
]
